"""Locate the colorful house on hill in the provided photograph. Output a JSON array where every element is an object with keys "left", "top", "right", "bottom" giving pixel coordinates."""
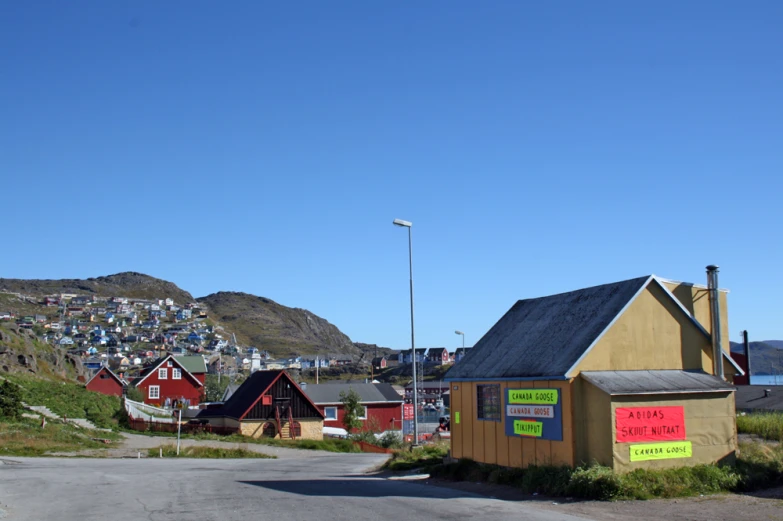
[
  {"left": 132, "top": 355, "right": 204, "bottom": 407},
  {"left": 445, "top": 269, "right": 743, "bottom": 473},
  {"left": 197, "top": 370, "right": 324, "bottom": 440},
  {"left": 85, "top": 366, "right": 126, "bottom": 397},
  {"left": 302, "top": 382, "right": 404, "bottom": 433},
  {"left": 426, "top": 347, "right": 450, "bottom": 365}
]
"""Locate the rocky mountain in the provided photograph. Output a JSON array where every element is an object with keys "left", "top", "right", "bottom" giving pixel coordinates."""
[
  {"left": 197, "top": 291, "right": 358, "bottom": 358},
  {"left": 730, "top": 340, "right": 783, "bottom": 376},
  {"left": 0, "top": 324, "right": 85, "bottom": 379},
  {"left": 0, "top": 272, "right": 194, "bottom": 305},
  {"left": 1, "top": 273, "right": 363, "bottom": 359}
]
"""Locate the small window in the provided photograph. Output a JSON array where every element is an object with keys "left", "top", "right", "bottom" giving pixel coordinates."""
[
  {"left": 158, "top": 368, "right": 168, "bottom": 380},
  {"left": 100, "top": 374, "right": 109, "bottom": 379},
  {"left": 476, "top": 384, "right": 501, "bottom": 421},
  {"left": 358, "top": 406, "right": 368, "bottom": 420},
  {"left": 172, "top": 368, "right": 181, "bottom": 380},
  {"left": 149, "top": 385, "right": 160, "bottom": 399},
  {"left": 167, "top": 361, "right": 172, "bottom": 367},
  {"left": 262, "top": 395, "right": 272, "bottom": 406},
  {"left": 324, "top": 407, "right": 338, "bottom": 420}
]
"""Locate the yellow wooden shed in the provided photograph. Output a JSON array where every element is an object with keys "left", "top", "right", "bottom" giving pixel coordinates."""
[{"left": 444, "top": 269, "right": 744, "bottom": 472}]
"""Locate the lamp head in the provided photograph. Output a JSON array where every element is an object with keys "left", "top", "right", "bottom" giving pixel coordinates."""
[{"left": 393, "top": 219, "right": 412, "bottom": 228}]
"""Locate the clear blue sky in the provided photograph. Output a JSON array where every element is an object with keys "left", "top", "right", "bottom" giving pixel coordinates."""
[{"left": 2, "top": 2, "right": 781, "bottom": 349}]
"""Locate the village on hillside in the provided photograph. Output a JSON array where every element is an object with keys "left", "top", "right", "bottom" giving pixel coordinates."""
[{"left": 0, "top": 290, "right": 469, "bottom": 440}]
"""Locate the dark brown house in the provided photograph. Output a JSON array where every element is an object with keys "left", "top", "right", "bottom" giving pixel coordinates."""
[{"left": 198, "top": 370, "right": 324, "bottom": 439}]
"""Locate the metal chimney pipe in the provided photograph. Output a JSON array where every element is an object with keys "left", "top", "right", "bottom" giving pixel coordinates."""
[
  {"left": 743, "top": 330, "right": 752, "bottom": 384},
  {"left": 707, "top": 265, "right": 725, "bottom": 380}
]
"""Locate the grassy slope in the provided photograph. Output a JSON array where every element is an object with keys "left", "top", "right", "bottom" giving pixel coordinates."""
[
  {"left": 0, "top": 417, "right": 122, "bottom": 456},
  {"left": 4, "top": 373, "right": 122, "bottom": 429}
]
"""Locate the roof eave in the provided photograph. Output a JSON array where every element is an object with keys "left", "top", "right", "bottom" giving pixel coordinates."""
[{"left": 444, "top": 375, "right": 570, "bottom": 382}]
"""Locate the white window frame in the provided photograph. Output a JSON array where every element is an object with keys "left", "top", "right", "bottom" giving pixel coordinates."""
[
  {"left": 172, "top": 368, "right": 181, "bottom": 380},
  {"left": 158, "top": 368, "right": 168, "bottom": 380},
  {"left": 358, "top": 406, "right": 368, "bottom": 420},
  {"left": 324, "top": 407, "right": 338, "bottom": 421},
  {"left": 149, "top": 385, "right": 160, "bottom": 400}
]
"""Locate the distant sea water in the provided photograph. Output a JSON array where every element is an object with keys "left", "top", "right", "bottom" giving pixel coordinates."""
[{"left": 750, "top": 375, "right": 783, "bottom": 386}]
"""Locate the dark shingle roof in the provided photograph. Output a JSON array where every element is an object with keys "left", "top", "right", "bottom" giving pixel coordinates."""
[
  {"left": 444, "top": 276, "right": 650, "bottom": 380},
  {"left": 303, "top": 383, "right": 404, "bottom": 404},
  {"left": 581, "top": 370, "right": 735, "bottom": 395},
  {"left": 735, "top": 385, "right": 783, "bottom": 411}
]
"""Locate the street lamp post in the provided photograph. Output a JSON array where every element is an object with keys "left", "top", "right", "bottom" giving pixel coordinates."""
[
  {"left": 455, "top": 330, "right": 465, "bottom": 349},
  {"left": 393, "top": 218, "right": 418, "bottom": 445}
]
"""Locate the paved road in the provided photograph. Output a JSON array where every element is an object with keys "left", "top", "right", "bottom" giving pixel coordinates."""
[{"left": 0, "top": 453, "right": 593, "bottom": 521}]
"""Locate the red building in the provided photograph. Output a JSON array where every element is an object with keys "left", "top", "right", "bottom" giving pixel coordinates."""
[
  {"left": 731, "top": 352, "right": 750, "bottom": 385},
  {"left": 132, "top": 355, "right": 204, "bottom": 407},
  {"left": 85, "top": 366, "right": 125, "bottom": 397},
  {"left": 303, "top": 382, "right": 404, "bottom": 433}
]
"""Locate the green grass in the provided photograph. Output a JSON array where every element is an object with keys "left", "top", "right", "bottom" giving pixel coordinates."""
[
  {"left": 737, "top": 412, "right": 783, "bottom": 442},
  {"left": 417, "top": 440, "right": 783, "bottom": 501},
  {"left": 4, "top": 373, "right": 122, "bottom": 429},
  {"left": 382, "top": 442, "right": 449, "bottom": 471},
  {"left": 148, "top": 445, "right": 276, "bottom": 458},
  {"left": 0, "top": 417, "right": 121, "bottom": 456}
]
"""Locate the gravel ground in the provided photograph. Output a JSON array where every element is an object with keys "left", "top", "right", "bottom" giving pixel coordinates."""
[{"left": 409, "top": 476, "right": 783, "bottom": 521}]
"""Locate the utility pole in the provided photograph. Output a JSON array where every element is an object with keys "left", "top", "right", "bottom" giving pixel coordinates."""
[
  {"left": 176, "top": 408, "right": 182, "bottom": 456},
  {"left": 316, "top": 355, "right": 319, "bottom": 384}
]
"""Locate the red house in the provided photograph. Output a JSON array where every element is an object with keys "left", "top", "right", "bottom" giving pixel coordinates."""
[
  {"left": 85, "top": 366, "right": 125, "bottom": 397},
  {"left": 132, "top": 355, "right": 204, "bottom": 407},
  {"left": 302, "top": 382, "right": 404, "bottom": 433}
]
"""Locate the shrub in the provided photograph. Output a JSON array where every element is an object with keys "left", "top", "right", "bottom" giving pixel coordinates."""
[
  {"left": 383, "top": 442, "right": 449, "bottom": 471},
  {"left": 377, "top": 430, "right": 405, "bottom": 449},
  {"left": 125, "top": 386, "right": 144, "bottom": 403},
  {"left": 0, "top": 380, "right": 23, "bottom": 420},
  {"left": 568, "top": 465, "right": 623, "bottom": 500}
]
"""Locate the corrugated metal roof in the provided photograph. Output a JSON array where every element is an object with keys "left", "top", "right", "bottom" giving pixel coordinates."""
[
  {"left": 581, "top": 370, "right": 735, "bottom": 395},
  {"left": 176, "top": 355, "right": 207, "bottom": 374},
  {"left": 444, "top": 276, "right": 650, "bottom": 380},
  {"left": 303, "top": 383, "right": 403, "bottom": 404},
  {"left": 735, "top": 385, "right": 783, "bottom": 411}
]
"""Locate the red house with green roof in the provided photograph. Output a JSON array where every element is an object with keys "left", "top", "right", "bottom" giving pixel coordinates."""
[{"left": 132, "top": 354, "right": 204, "bottom": 407}]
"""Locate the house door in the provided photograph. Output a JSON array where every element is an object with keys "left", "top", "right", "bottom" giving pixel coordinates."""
[{"left": 262, "top": 422, "right": 277, "bottom": 438}]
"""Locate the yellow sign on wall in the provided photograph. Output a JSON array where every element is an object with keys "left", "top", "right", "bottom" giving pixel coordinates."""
[
  {"left": 513, "top": 420, "right": 543, "bottom": 437},
  {"left": 508, "top": 389, "right": 558, "bottom": 405},
  {"left": 629, "top": 441, "right": 692, "bottom": 461}
]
